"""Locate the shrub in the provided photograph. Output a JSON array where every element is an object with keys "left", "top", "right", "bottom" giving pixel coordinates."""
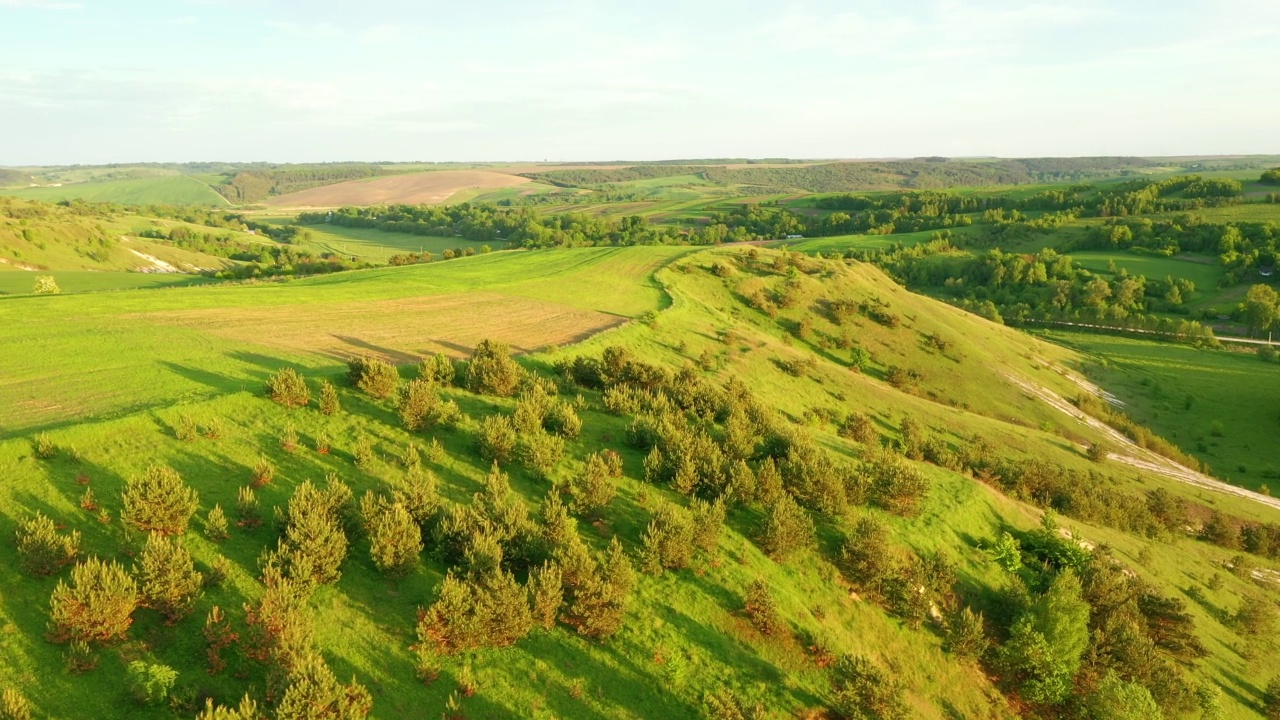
[
  {"left": 757, "top": 492, "right": 814, "bottom": 562},
  {"left": 121, "top": 465, "right": 199, "bottom": 535},
  {"left": 236, "top": 486, "right": 262, "bottom": 528},
  {"left": 16, "top": 512, "right": 80, "bottom": 576},
  {"left": 569, "top": 452, "right": 617, "bottom": 517},
  {"left": 476, "top": 414, "right": 517, "bottom": 465},
  {"left": 419, "top": 352, "right": 456, "bottom": 385},
  {"left": 743, "top": 578, "right": 783, "bottom": 636},
  {"left": 136, "top": 533, "right": 203, "bottom": 623},
  {"left": 838, "top": 412, "right": 878, "bottom": 444},
  {"left": 1087, "top": 441, "right": 1109, "bottom": 463},
  {"left": 33, "top": 274, "right": 60, "bottom": 295},
  {"left": 125, "top": 660, "right": 178, "bottom": 706},
  {"left": 514, "top": 430, "right": 561, "bottom": 480},
  {"left": 467, "top": 339, "right": 523, "bottom": 397},
  {"left": 369, "top": 503, "right": 423, "bottom": 577},
  {"left": 266, "top": 367, "right": 310, "bottom": 408},
  {"left": 0, "top": 689, "right": 33, "bottom": 720},
  {"left": 347, "top": 355, "right": 399, "bottom": 398},
  {"left": 868, "top": 450, "right": 930, "bottom": 517},
  {"left": 639, "top": 503, "right": 696, "bottom": 574},
  {"left": 251, "top": 456, "right": 275, "bottom": 488},
  {"left": 318, "top": 379, "right": 340, "bottom": 415},
  {"left": 945, "top": 606, "right": 989, "bottom": 658},
  {"left": 48, "top": 557, "right": 139, "bottom": 644},
  {"left": 174, "top": 414, "right": 199, "bottom": 442}
]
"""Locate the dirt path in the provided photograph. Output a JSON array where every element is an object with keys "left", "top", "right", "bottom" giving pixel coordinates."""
[
  {"left": 1004, "top": 372, "right": 1280, "bottom": 512},
  {"left": 128, "top": 249, "right": 180, "bottom": 273}
]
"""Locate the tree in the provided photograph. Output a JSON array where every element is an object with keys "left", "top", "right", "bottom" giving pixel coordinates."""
[
  {"left": 33, "top": 275, "right": 60, "bottom": 295},
  {"left": 1233, "top": 594, "right": 1277, "bottom": 636},
  {"left": 757, "top": 492, "right": 814, "bottom": 562},
  {"left": 266, "top": 367, "right": 310, "bottom": 408},
  {"left": 275, "top": 654, "right": 373, "bottom": 720},
  {"left": 196, "top": 694, "right": 260, "bottom": 720},
  {"left": 569, "top": 452, "right": 617, "bottom": 517},
  {"left": 369, "top": 502, "right": 422, "bottom": 577},
  {"left": 48, "top": 557, "right": 139, "bottom": 644},
  {"left": 121, "top": 464, "right": 199, "bottom": 535},
  {"left": 1264, "top": 676, "right": 1280, "bottom": 720},
  {"left": 15, "top": 511, "right": 79, "bottom": 576},
  {"left": 691, "top": 497, "right": 726, "bottom": 555},
  {"left": 476, "top": 414, "right": 517, "bottom": 465},
  {"left": 838, "top": 412, "right": 878, "bottom": 444},
  {"left": 243, "top": 567, "right": 314, "bottom": 687},
  {"left": 517, "top": 430, "right": 565, "bottom": 480},
  {"left": 419, "top": 352, "right": 456, "bottom": 385},
  {"left": 829, "top": 654, "right": 909, "bottom": 720},
  {"left": 318, "top": 379, "right": 341, "bottom": 415},
  {"left": 205, "top": 504, "right": 230, "bottom": 541},
  {"left": 869, "top": 450, "right": 930, "bottom": 517},
  {"left": 125, "top": 660, "right": 178, "bottom": 706},
  {"left": 1245, "top": 284, "right": 1280, "bottom": 337},
  {"left": 0, "top": 689, "right": 33, "bottom": 720},
  {"left": 273, "top": 481, "right": 349, "bottom": 585},
  {"left": 561, "top": 536, "right": 634, "bottom": 639},
  {"left": 1083, "top": 671, "right": 1162, "bottom": 720},
  {"left": 839, "top": 516, "right": 894, "bottom": 596},
  {"left": 1260, "top": 168, "right": 1280, "bottom": 186},
  {"left": 999, "top": 569, "right": 1091, "bottom": 704},
  {"left": 467, "top": 339, "right": 523, "bottom": 396},
  {"left": 347, "top": 355, "right": 399, "bottom": 398},
  {"left": 136, "top": 533, "right": 203, "bottom": 622},
  {"left": 416, "top": 569, "right": 534, "bottom": 653},
  {"left": 398, "top": 378, "right": 443, "bottom": 431},
  {"left": 945, "top": 606, "right": 988, "bottom": 659},
  {"left": 528, "top": 561, "right": 563, "bottom": 630},
  {"left": 743, "top": 578, "right": 783, "bottom": 636},
  {"left": 639, "top": 502, "right": 696, "bottom": 574}
]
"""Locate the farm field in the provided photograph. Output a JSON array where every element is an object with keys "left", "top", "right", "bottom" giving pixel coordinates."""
[
  {"left": 252, "top": 216, "right": 480, "bottom": 261},
  {"left": 0, "top": 270, "right": 208, "bottom": 295},
  {"left": 263, "top": 170, "right": 533, "bottom": 207},
  {"left": 0, "top": 175, "right": 228, "bottom": 206}
]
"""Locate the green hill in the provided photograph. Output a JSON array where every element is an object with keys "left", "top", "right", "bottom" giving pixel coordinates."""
[
  {"left": 1, "top": 244, "right": 1277, "bottom": 718},
  {"left": 1, "top": 175, "right": 228, "bottom": 206}
]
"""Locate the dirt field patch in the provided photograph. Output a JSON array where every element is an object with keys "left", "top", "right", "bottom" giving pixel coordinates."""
[
  {"left": 139, "top": 292, "right": 623, "bottom": 362},
  {"left": 265, "top": 170, "right": 530, "bottom": 207}
]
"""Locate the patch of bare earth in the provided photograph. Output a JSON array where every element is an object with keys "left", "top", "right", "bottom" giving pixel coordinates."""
[
  {"left": 137, "top": 292, "right": 624, "bottom": 362},
  {"left": 264, "top": 170, "right": 530, "bottom": 207}
]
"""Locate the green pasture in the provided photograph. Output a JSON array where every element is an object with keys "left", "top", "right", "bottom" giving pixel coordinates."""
[
  {"left": 1066, "top": 251, "right": 1225, "bottom": 291},
  {"left": 0, "top": 176, "right": 227, "bottom": 206},
  {"left": 0, "top": 270, "right": 208, "bottom": 295},
  {"left": 255, "top": 216, "right": 481, "bottom": 261}
]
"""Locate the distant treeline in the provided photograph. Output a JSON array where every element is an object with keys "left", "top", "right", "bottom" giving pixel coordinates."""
[
  {"left": 213, "top": 163, "right": 395, "bottom": 204},
  {"left": 519, "top": 165, "right": 709, "bottom": 187}
]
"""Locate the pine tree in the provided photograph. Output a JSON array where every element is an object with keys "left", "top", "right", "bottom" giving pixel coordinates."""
[
  {"left": 691, "top": 497, "right": 726, "bottom": 555},
  {"left": 251, "top": 456, "right": 275, "bottom": 488},
  {"left": 205, "top": 504, "right": 230, "bottom": 541},
  {"left": 839, "top": 516, "right": 894, "bottom": 596},
  {"left": 466, "top": 339, "right": 523, "bottom": 396},
  {"left": 517, "top": 429, "right": 565, "bottom": 479},
  {"left": 398, "top": 378, "right": 441, "bottom": 431},
  {"left": 236, "top": 485, "right": 262, "bottom": 528},
  {"left": 529, "top": 561, "right": 563, "bottom": 630},
  {"left": 266, "top": 367, "right": 311, "bottom": 408},
  {"left": 48, "top": 557, "right": 139, "bottom": 644},
  {"left": 743, "top": 578, "right": 783, "bottom": 636},
  {"left": 564, "top": 537, "right": 634, "bottom": 639},
  {"left": 0, "top": 688, "right": 33, "bottom": 720},
  {"left": 196, "top": 694, "right": 259, "bottom": 720},
  {"left": 395, "top": 469, "right": 441, "bottom": 527},
  {"left": 640, "top": 502, "right": 696, "bottom": 574},
  {"left": 476, "top": 414, "right": 517, "bottom": 465},
  {"left": 204, "top": 605, "right": 237, "bottom": 675},
  {"left": 136, "top": 533, "right": 203, "bottom": 623},
  {"left": 275, "top": 481, "right": 348, "bottom": 585},
  {"left": 275, "top": 654, "right": 373, "bottom": 720},
  {"left": 419, "top": 352, "right": 456, "bottom": 386},
  {"left": 15, "top": 511, "right": 80, "bottom": 576},
  {"left": 1264, "top": 676, "right": 1280, "bottom": 720},
  {"left": 830, "top": 655, "right": 909, "bottom": 720},
  {"left": 244, "top": 566, "right": 314, "bottom": 689},
  {"left": 569, "top": 452, "right": 617, "bottom": 518},
  {"left": 318, "top": 379, "right": 341, "bottom": 415},
  {"left": 945, "top": 606, "right": 989, "bottom": 659},
  {"left": 758, "top": 492, "right": 814, "bottom": 562},
  {"left": 121, "top": 465, "right": 199, "bottom": 536},
  {"left": 369, "top": 503, "right": 422, "bottom": 577},
  {"left": 347, "top": 355, "right": 399, "bottom": 399}
]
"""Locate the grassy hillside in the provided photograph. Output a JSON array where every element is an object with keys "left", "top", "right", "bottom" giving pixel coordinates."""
[{"left": 1, "top": 244, "right": 1277, "bottom": 719}]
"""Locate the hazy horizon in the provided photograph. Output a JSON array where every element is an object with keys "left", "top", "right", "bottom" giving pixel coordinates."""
[{"left": 3, "top": 0, "right": 1278, "bottom": 165}]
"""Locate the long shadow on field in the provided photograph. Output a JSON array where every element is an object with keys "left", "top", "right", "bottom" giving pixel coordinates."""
[
  {"left": 159, "top": 360, "right": 248, "bottom": 395},
  {"left": 331, "top": 335, "right": 419, "bottom": 364}
]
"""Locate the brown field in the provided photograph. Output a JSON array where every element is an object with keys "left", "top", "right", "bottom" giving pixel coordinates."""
[
  {"left": 265, "top": 170, "right": 530, "bottom": 207},
  {"left": 139, "top": 291, "right": 624, "bottom": 362}
]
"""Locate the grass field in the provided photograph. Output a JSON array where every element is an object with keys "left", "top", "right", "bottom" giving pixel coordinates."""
[
  {"left": 1040, "top": 330, "right": 1280, "bottom": 491},
  {"left": 0, "top": 246, "right": 688, "bottom": 436},
  {"left": 0, "top": 270, "right": 208, "bottom": 295},
  {"left": 0, "top": 176, "right": 228, "bottom": 206},
  {"left": 253, "top": 216, "right": 482, "bottom": 261},
  {"left": 785, "top": 229, "right": 946, "bottom": 254},
  {"left": 1066, "top": 251, "right": 1226, "bottom": 290}
]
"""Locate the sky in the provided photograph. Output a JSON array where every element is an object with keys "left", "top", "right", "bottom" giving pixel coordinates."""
[{"left": 1, "top": 0, "right": 1278, "bottom": 165}]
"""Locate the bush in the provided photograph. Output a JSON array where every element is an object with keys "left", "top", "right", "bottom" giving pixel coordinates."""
[
  {"left": 868, "top": 450, "right": 930, "bottom": 517},
  {"left": 838, "top": 412, "right": 878, "bottom": 444},
  {"left": 266, "top": 367, "right": 310, "bottom": 408},
  {"left": 48, "top": 557, "right": 139, "bottom": 644},
  {"left": 15, "top": 512, "right": 80, "bottom": 576},
  {"left": 347, "top": 355, "right": 399, "bottom": 398},
  {"left": 318, "top": 379, "right": 340, "bottom": 415},
  {"left": 476, "top": 414, "right": 518, "bottom": 465},
  {"left": 136, "top": 533, "right": 203, "bottom": 622},
  {"left": 467, "top": 339, "right": 523, "bottom": 396},
  {"left": 33, "top": 274, "right": 60, "bottom": 295},
  {"left": 121, "top": 465, "right": 199, "bottom": 535},
  {"left": 757, "top": 492, "right": 815, "bottom": 562},
  {"left": 743, "top": 578, "right": 783, "bottom": 636},
  {"left": 945, "top": 606, "right": 989, "bottom": 658},
  {"left": 126, "top": 660, "right": 178, "bottom": 706}
]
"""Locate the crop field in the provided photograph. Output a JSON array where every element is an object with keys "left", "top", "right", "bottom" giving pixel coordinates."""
[
  {"left": 0, "top": 176, "right": 228, "bottom": 206},
  {"left": 264, "top": 170, "right": 532, "bottom": 207},
  {"left": 1066, "top": 252, "right": 1226, "bottom": 292},
  {"left": 1040, "top": 329, "right": 1280, "bottom": 491},
  {"left": 0, "top": 246, "right": 687, "bottom": 435},
  {"left": 253, "top": 216, "right": 478, "bottom": 261},
  {"left": 0, "top": 270, "right": 207, "bottom": 295}
]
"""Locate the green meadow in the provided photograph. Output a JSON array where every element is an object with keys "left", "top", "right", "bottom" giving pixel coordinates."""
[{"left": 1, "top": 176, "right": 228, "bottom": 206}]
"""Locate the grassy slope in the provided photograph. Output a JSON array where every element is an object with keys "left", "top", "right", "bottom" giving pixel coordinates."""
[
  {"left": 1, "top": 247, "right": 1278, "bottom": 718},
  {"left": 0, "top": 176, "right": 228, "bottom": 206},
  {"left": 250, "top": 215, "right": 482, "bottom": 261}
]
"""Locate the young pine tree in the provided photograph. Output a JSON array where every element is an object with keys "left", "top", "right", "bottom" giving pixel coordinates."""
[
  {"left": 0, "top": 688, "right": 33, "bottom": 720},
  {"left": 466, "top": 339, "right": 523, "bottom": 397},
  {"left": 15, "top": 511, "right": 80, "bottom": 576},
  {"left": 318, "top": 379, "right": 341, "bottom": 416},
  {"left": 369, "top": 503, "right": 423, "bottom": 577},
  {"left": 136, "top": 533, "right": 203, "bottom": 623},
  {"left": 476, "top": 414, "right": 517, "bottom": 466},
  {"left": 205, "top": 504, "right": 230, "bottom": 541},
  {"left": 48, "top": 557, "right": 139, "bottom": 644},
  {"left": 275, "top": 654, "right": 373, "bottom": 720},
  {"left": 569, "top": 452, "right": 617, "bottom": 518},
  {"left": 743, "top": 578, "right": 784, "bottom": 636},
  {"left": 266, "top": 367, "right": 311, "bottom": 408},
  {"left": 121, "top": 465, "right": 199, "bottom": 536},
  {"left": 758, "top": 492, "right": 814, "bottom": 562}
]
